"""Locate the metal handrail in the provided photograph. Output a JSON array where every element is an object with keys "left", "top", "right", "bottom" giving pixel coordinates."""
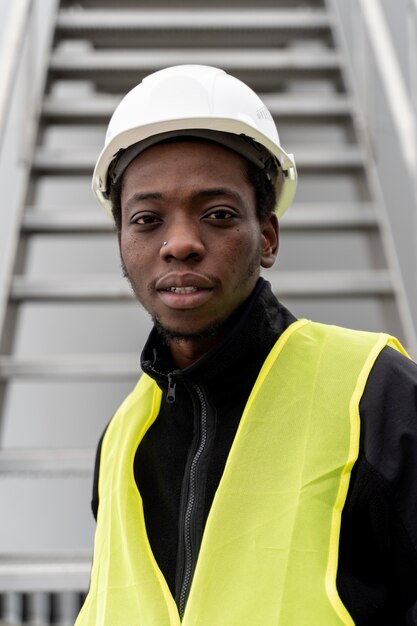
[
  {"left": 357, "top": 0, "right": 417, "bottom": 179},
  {"left": 409, "top": 0, "right": 417, "bottom": 201},
  {"left": 0, "top": 0, "right": 32, "bottom": 147},
  {"left": 330, "top": 0, "right": 417, "bottom": 350},
  {"left": 0, "top": 0, "right": 59, "bottom": 352}
]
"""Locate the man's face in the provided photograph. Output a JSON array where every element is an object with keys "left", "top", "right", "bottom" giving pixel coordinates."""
[{"left": 119, "top": 140, "right": 278, "bottom": 341}]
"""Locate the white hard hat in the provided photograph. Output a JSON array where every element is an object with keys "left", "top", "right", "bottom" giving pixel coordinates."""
[{"left": 93, "top": 65, "right": 297, "bottom": 219}]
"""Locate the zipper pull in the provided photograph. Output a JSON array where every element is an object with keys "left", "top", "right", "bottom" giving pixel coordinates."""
[{"left": 167, "top": 373, "right": 177, "bottom": 404}]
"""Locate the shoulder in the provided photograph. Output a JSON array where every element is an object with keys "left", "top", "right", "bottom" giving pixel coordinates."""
[
  {"left": 359, "top": 345, "right": 417, "bottom": 544},
  {"left": 368, "top": 343, "right": 417, "bottom": 385},
  {"left": 361, "top": 345, "right": 417, "bottom": 445}
]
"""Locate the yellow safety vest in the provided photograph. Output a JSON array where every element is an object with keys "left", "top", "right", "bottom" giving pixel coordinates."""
[{"left": 76, "top": 319, "right": 406, "bottom": 626}]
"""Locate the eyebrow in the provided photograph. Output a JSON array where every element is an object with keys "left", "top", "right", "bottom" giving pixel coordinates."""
[
  {"left": 196, "top": 188, "right": 242, "bottom": 202},
  {"left": 124, "top": 187, "right": 243, "bottom": 211},
  {"left": 124, "top": 192, "right": 163, "bottom": 211}
]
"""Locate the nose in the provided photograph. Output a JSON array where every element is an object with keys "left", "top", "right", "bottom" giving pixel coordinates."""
[{"left": 160, "top": 220, "right": 205, "bottom": 262}]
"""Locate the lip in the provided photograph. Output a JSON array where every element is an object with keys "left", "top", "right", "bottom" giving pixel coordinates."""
[
  {"left": 155, "top": 272, "right": 214, "bottom": 310},
  {"left": 155, "top": 272, "right": 214, "bottom": 291}
]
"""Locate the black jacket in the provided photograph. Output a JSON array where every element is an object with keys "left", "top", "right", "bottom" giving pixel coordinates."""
[{"left": 92, "top": 278, "right": 417, "bottom": 624}]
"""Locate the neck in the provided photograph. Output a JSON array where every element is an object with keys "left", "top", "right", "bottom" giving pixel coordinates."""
[{"left": 168, "top": 332, "right": 227, "bottom": 369}]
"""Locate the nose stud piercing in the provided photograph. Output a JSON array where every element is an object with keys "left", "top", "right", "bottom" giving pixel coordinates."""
[{"left": 163, "top": 241, "right": 168, "bottom": 246}]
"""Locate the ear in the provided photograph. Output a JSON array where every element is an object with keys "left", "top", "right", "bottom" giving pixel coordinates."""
[{"left": 261, "top": 214, "right": 279, "bottom": 268}]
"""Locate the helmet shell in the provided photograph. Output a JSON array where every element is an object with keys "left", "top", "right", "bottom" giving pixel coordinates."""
[{"left": 93, "top": 65, "right": 297, "bottom": 218}]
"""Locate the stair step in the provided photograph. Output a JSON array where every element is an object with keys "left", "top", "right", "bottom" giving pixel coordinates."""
[
  {"left": 262, "top": 94, "right": 351, "bottom": 118},
  {"left": 0, "top": 354, "right": 140, "bottom": 379},
  {"left": 49, "top": 48, "right": 341, "bottom": 79},
  {"left": 298, "top": 146, "right": 363, "bottom": 169},
  {"left": 32, "top": 145, "right": 363, "bottom": 175},
  {"left": 283, "top": 204, "right": 378, "bottom": 229},
  {"left": 23, "top": 209, "right": 113, "bottom": 233},
  {"left": 0, "top": 448, "right": 94, "bottom": 476},
  {"left": 21, "top": 204, "right": 377, "bottom": 234},
  {"left": 56, "top": 7, "right": 331, "bottom": 33},
  {"left": 267, "top": 269, "right": 393, "bottom": 296},
  {"left": 57, "top": 0, "right": 325, "bottom": 7},
  {"left": 9, "top": 269, "right": 393, "bottom": 305},
  {"left": 42, "top": 94, "right": 352, "bottom": 124},
  {"left": 43, "top": 95, "right": 123, "bottom": 123},
  {"left": 0, "top": 553, "right": 90, "bottom": 591},
  {"left": 11, "top": 276, "right": 132, "bottom": 301},
  {"left": 54, "top": 7, "right": 332, "bottom": 52}
]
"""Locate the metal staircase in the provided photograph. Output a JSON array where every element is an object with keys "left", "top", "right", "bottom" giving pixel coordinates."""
[{"left": 0, "top": 0, "right": 415, "bottom": 623}]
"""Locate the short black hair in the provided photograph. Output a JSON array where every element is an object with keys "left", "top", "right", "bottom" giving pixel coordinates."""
[{"left": 109, "top": 138, "right": 278, "bottom": 231}]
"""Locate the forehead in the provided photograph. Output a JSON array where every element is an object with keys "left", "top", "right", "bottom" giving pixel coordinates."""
[{"left": 122, "top": 139, "right": 250, "bottom": 188}]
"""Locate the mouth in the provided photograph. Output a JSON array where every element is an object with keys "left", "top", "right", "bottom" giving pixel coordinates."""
[
  {"left": 161, "top": 286, "right": 208, "bottom": 294},
  {"left": 156, "top": 273, "right": 214, "bottom": 291},
  {"left": 155, "top": 274, "right": 214, "bottom": 309}
]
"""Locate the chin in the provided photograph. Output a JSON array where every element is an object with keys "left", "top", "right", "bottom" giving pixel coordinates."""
[{"left": 153, "top": 316, "right": 226, "bottom": 343}]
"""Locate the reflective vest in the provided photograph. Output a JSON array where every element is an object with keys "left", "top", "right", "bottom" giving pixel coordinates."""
[{"left": 76, "top": 319, "right": 406, "bottom": 626}]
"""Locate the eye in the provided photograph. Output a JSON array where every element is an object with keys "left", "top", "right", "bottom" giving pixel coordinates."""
[
  {"left": 205, "top": 208, "right": 237, "bottom": 221},
  {"left": 131, "top": 213, "right": 162, "bottom": 226}
]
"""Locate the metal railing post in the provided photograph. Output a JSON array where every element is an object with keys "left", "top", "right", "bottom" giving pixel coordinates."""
[
  {"left": 329, "top": 0, "right": 417, "bottom": 351},
  {"left": 0, "top": 0, "right": 32, "bottom": 147},
  {"left": 357, "top": 0, "right": 417, "bottom": 178},
  {"left": 408, "top": 0, "right": 417, "bottom": 277}
]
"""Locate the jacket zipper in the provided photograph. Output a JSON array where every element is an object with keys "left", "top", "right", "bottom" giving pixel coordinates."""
[
  {"left": 167, "top": 373, "right": 177, "bottom": 403},
  {"left": 143, "top": 362, "right": 208, "bottom": 616},
  {"left": 178, "top": 383, "right": 208, "bottom": 618}
]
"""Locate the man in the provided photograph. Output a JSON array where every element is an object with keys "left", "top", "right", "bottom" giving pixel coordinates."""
[{"left": 76, "top": 65, "right": 417, "bottom": 625}]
